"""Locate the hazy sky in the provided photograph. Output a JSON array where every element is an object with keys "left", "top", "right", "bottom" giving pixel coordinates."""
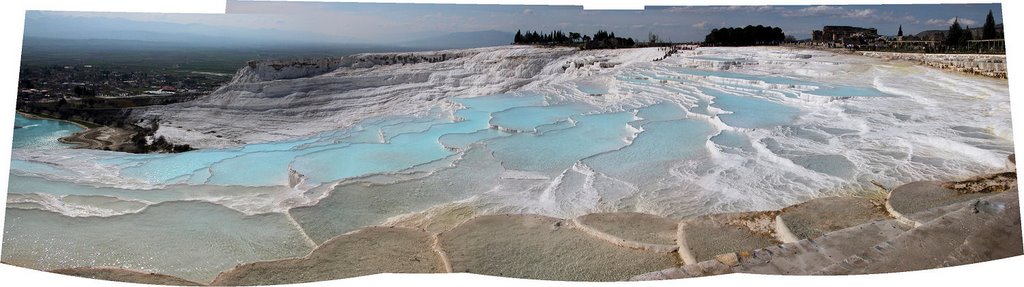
[{"left": 25, "top": 1, "right": 1003, "bottom": 45}]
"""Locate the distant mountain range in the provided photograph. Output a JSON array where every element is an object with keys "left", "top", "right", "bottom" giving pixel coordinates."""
[
  {"left": 24, "top": 12, "right": 516, "bottom": 50},
  {"left": 397, "top": 30, "right": 515, "bottom": 49},
  {"left": 23, "top": 11, "right": 357, "bottom": 48},
  {"left": 914, "top": 23, "right": 1003, "bottom": 40}
]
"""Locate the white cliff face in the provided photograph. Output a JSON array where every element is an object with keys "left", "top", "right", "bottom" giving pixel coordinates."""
[{"left": 139, "top": 46, "right": 596, "bottom": 148}]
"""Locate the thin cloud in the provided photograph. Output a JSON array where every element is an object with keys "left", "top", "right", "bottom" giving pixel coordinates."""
[
  {"left": 894, "top": 15, "right": 921, "bottom": 25},
  {"left": 781, "top": 6, "right": 915, "bottom": 25},
  {"left": 925, "top": 17, "right": 977, "bottom": 26},
  {"left": 651, "top": 22, "right": 685, "bottom": 27},
  {"left": 691, "top": 21, "right": 708, "bottom": 29},
  {"left": 782, "top": 5, "right": 845, "bottom": 17},
  {"left": 846, "top": 9, "right": 875, "bottom": 18},
  {"left": 783, "top": 6, "right": 874, "bottom": 19},
  {"left": 662, "top": 6, "right": 780, "bottom": 14}
]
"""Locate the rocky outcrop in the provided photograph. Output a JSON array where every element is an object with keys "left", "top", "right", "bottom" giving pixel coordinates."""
[
  {"left": 819, "top": 190, "right": 1019, "bottom": 274},
  {"left": 287, "top": 167, "right": 306, "bottom": 189},
  {"left": 632, "top": 169, "right": 1020, "bottom": 280}
]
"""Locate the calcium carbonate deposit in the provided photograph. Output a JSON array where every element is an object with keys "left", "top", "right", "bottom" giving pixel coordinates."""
[{"left": 3, "top": 46, "right": 1013, "bottom": 282}]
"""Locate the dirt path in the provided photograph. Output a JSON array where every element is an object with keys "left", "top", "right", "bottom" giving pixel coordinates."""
[{"left": 59, "top": 126, "right": 136, "bottom": 150}]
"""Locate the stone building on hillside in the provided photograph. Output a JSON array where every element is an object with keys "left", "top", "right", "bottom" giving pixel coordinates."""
[{"left": 811, "top": 26, "right": 879, "bottom": 46}]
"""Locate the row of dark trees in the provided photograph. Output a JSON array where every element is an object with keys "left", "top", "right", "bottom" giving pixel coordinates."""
[
  {"left": 703, "top": 25, "right": 786, "bottom": 46},
  {"left": 514, "top": 30, "right": 577, "bottom": 45},
  {"left": 945, "top": 19, "right": 975, "bottom": 47},
  {"left": 942, "top": 10, "right": 999, "bottom": 44},
  {"left": 945, "top": 10, "right": 1001, "bottom": 48},
  {"left": 981, "top": 10, "right": 1001, "bottom": 40},
  {"left": 586, "top": 30, "right": 637, "bottom": 49},
  {"left": 513, "top": 30, "right": 638, "bottom": 49}
]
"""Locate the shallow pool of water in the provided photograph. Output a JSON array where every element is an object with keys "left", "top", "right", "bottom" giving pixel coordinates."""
[{"left": 11, "top": 114, "right": 84, "bottom": 149}]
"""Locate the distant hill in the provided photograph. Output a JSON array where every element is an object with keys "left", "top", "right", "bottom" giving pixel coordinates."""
[
  {"left": 23, "top": 11, "right": 354, "bottom": 48},
  {"left": 18, "top": 37, "right": 424, "bottom": 74},
  {"left": 398, "top": 30, "right": 515, "bottom": 49},
  {"left": 914, "top": 23, "right": 1003, "bottom": 40}
]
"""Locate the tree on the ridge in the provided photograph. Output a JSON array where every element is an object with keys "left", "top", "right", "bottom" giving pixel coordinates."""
[
  {"left": 703, "top": 25, "right": 786, "bottom": 46},
  {"left": 961, "top": 25, "right": 974, "bottom": 45},
  {"left": 510, "top": 29, "right": 639, "bottom": 49},
  {"left": 946, "top": 17, "right": 964, "bottom": 47},
  {"left": 897, "top": 25, "right": 903, "bottom": 37},
  {"left": 982, "top": 10, "right": 999, "bottom": 39}
]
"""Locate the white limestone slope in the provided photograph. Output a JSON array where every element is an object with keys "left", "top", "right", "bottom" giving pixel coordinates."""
[{"left": 138, "top": 46, "right": 665, "bottom": 148}]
